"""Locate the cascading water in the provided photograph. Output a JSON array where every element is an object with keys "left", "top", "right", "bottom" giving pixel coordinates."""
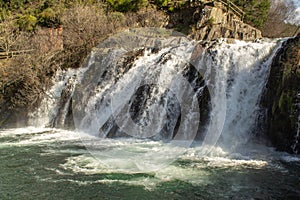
[
  {"left": 30, "top": 29, "right": 283, "bottom": 154},
  {"left": 28, "top": 54, "right": 94, "bottom": 128},
  {"left": 200, "top": 39, "right": 283, "bottom": 151},
  {"left": 74, "top": 42, "right": 202, "bottom": 143},
  {"left": 3, "top": 29, "right": 300, "bottom": 199}
]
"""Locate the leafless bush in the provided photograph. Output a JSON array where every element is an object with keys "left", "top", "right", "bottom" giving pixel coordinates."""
[
  {"left": 60, "top": 5, "right": 167, "bottom": 68},
  {"left": 125, "top": 6, "right": 167, "bottom": 28},
  {"left": 0, "top": 3, "right": 168, "bottom": 126},
  {"left": 0, "top": 21, "right": 54, "bottom": 125},
  {"left": 0, "top": 20, "right": 34, "bottom": 53},
  {"left": 61, "top": 5, "right": 122, "bottom": 68},
  {"left": 262, "top": 1, "right": 299, "bottom": 37}
]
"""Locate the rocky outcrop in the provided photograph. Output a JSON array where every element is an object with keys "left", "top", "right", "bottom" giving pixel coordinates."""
[
  {"left": 167, "top": 1, "right": 262, "bottom": 41},
  {"left": 261, "top": 35, "right": 300, "bottom": 154},
  {"left": 191, "top": 3, "right": 262, "bottom": 41}
]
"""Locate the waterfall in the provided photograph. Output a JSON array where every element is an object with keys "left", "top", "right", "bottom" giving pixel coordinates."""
[
  {"left": 292, "top": 109, "right": 300, "bottom": 154},
  {"left": 28, "top": 53, "right": 94, "bottom": 128},
  {"left": 199, "top": 39, "right": 283, "bottom": 151},
  {"left": 30, "top": 30, "right": 283, "bottom": 152},
  {"left": 72, "top": 41, "right": 203, "bottom": 148}
]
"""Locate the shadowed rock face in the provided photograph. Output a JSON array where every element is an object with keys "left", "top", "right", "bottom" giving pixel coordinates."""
[{"left": 261, "top": 35, "right": 300, "bottom": 154}]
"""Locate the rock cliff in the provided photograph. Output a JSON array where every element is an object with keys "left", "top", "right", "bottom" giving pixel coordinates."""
[
  {"left": 167, "top": 1, "right": 262, "bottom": 41},
  {"left": 193, "top": 3, "right": 261, "bottom": 41},
  {"left": 261, "top": 35, "right": 300, "bottom": 154}
]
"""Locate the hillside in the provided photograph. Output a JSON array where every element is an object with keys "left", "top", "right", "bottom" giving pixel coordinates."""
[{"left": 0, "top": 0, "right": 299, "bottom": 127}]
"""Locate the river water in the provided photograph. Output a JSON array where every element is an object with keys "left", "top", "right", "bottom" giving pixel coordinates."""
[{"left": 1, "top": 127, "right": 299, "bottom": 199}]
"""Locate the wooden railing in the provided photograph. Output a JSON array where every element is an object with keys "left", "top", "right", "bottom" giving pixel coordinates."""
[
  {"left": 0, "top": 49, "right": 34, "bottom": 59},
  {"left": 149, "top": 0, "right": 245, "bottom": 20},
  {"left": 216, "top": 0, "right": 245, "bottom": 20}
]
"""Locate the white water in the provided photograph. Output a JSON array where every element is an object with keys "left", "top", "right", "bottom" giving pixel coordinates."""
[
  {"left": 292, "top": 114, "right": 300, "bottom": 153},
  {"left": 75, "top": 42, "right": 200, "bottom": 141},
  {"left": 1, "top": 127, "right": 299, "bottom": 191},
  {"left": 73, "top": 38, "right": 282, "bottom": 148},
  {"left": 200, "top": 39, "right": 283, "bottom": 151},
  {"left": 25, "top": 36, "right": 289, "bottom": 171},
  {"left": 28, "top": 53, "right": 95, "bottom": 128}
]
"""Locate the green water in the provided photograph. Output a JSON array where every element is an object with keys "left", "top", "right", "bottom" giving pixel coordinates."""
[{"left": 0, "top": 128, "right": 299, "bottom": 200}]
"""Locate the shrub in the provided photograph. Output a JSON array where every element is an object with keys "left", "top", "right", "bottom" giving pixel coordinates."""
[
  {"left": 17, "top": 14, "right": 37, "bottom": 31},
  {"left": 154, "top": 0, "right": 171, "bottom": 7},
  {"left": 153, "top": 0, "right": 185, "bottom": 12},
  {"left": 108, "top": 11, "right": 126, "bottom": 29},
  {"left": 262, "top": 0, "right": 299, "bottom": 37},
  {"left": 39, "top": 7, "right": 61, "bottom": 27},
  {"left": 107, "top": 0, "right": 148, "bottom": 12}
]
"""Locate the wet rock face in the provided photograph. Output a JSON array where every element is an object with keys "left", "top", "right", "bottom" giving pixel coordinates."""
[{"left": 261, "top": 35, "right": 300, "bottom": 154}]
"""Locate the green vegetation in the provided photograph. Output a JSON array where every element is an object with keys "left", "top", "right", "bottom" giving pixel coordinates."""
[
  {"left": 154, "top": 0, "right": 187, "bottom": 12},
  {"left": 16, "top": 14, "right": 37, "bottom": 31},
  {"left": 0, "top": 0, "right": 272, "bottom": 30},
  {"left": 207, "top": 17, "right": 215, "bottom": 27},
  {"left": 153, "top": 0, "right": 271, "bottom": 28},
  {"left": 1, "top": 0, "right": 63, "bottom": 30},
  {"left": 232, "top": 0, "right": 271, "bottom": 28},
  {"left": 0, "top": 0, "right": 106, "bottom": 29},
  {"left": 107, "top": 0, "right": 147, "bottom": 12}
]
